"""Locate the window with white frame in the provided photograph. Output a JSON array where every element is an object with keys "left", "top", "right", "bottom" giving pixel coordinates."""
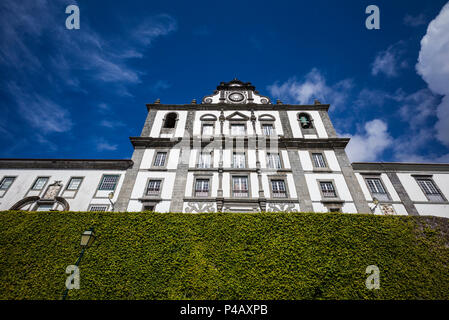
[
  {"left": 232, "top": 152, "right": 246, "bottom": 168},
  {"left": 89, "top": 205, "right": 108, "bottom": 212},
  {"left": 197, "top": 152, "right": 212, "bottom": 169},
  {"left": 36, "top": 204, "right": 54, "bottom": 211},
  {"left": 202, "top": 124, "right": 214, "bottom": 136},
  {"left": 320, "top": 181, "right": 337, "bottom": 198},
  {"left": 230, "top": 124, "right": 246, "bottom": 136},
  {"left": 262, "top": 124, "right": 275, "bottom": 136},
  {"left": 0, "top": 177, "right": 15, "bottom": 190},
  {"left": 195, "top": 179, "right": 210, "bottom": 197},
  {"left": 98, "top": 175, "right": 119, "bottom": 191},
  {"left": 153, "top": 152, "right": 167, "bottom": 167},
  {"left": 31, "top": 177, "right": 49, "bottom": 190},
  {"left": 67, "top": 177, "right": 83, "bottom": 191},
  {"left": 146, "top": 180, "right": 162, "bottom": 196},
  {"left": 366, "top": 178, "right": 390, "bottom": 201},
  {"left": 266, "top": 153, "right": 282, "bottom": 169},
  {"left": 271, "top": 180, "right": 287, "bottom": 198},
  {"left": 416, "top": 178, "right": 445, "bottom": 202},
  {"left": 232, "top": 176, "right": 248, "bottom": 197},
  {"left": 312, "top": 153, "right": 327, "bottom": 168}
]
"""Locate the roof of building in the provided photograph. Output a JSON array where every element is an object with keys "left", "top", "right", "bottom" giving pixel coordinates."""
[
  {"left": 0, "top": 159, "right": 133, "bottom": 170},
  {"left": 352, "top": 162, "right": 449, "bottom": 172}
]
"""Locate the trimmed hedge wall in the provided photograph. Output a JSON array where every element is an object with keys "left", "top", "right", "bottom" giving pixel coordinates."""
[{"left": 1, "top": 211, "right": 449, "bottom": 300}]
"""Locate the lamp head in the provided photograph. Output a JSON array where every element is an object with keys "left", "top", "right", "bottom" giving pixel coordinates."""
[
  {"left": 108, "top": 192, "right": 114, "bottom": 200},
  {"left": 80, "top": 227, "right": 96, "bottom": 248},
  {"left": 373, "top": 197, "right": 379, "bottom": 205}
]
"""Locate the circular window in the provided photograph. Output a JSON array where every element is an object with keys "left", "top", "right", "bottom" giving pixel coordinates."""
[{"left": 228, "top": 92, "right": 245, "bottom": 102}]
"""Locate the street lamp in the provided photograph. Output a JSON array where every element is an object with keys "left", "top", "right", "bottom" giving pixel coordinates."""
[
  {"left": 62, "top": 227, "right": 96, "bottom": 300},
  {"left": 370, "top": 197, "right": 380, "bottom": 213},
  {"left": 108, "top": 192, "right": 115, "bottom": 211}
]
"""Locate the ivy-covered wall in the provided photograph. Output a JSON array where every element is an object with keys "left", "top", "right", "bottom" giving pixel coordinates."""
[{"left": 1, "top": 211, "right": 449, "bottom": 300}]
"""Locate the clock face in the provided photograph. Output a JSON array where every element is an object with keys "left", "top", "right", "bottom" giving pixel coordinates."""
[{"left": 228, "top": 92, "right": 245, "bottom": 102}]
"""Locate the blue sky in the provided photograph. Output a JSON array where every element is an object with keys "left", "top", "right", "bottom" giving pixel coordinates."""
[{"left": 1, "top": 0, "right": 449, "bottom": 163}]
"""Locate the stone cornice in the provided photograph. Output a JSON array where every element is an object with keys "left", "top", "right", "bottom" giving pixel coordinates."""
[
  {"left": 145, "top": 103, "right": 330, "bottom": 112},
  {"left": 352, "top": 162, "right": 449, "bottom": 172},
  {"left": 130, "top": 136, "right": 350, "bottom": 148},
  {"left": 0, "top": 159, "right": 134, "bottom": 170}
]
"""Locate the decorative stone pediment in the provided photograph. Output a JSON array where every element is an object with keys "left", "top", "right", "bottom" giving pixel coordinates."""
[
  {"left": 202, "top": 79, "right": 272, "bottom": 105},
  {"left": 225, "top": 111, "right": 250, "bottom": 121}
]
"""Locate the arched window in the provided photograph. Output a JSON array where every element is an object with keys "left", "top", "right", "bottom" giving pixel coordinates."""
[
  {"left": 298, "top": 113, "right": 313, "bottom": 129},
  {"left": 163, "top": 112, "right": 178, "bottom": 129}
]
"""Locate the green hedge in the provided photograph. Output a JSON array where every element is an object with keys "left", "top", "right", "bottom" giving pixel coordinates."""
[{"left": 1, "top": 211, "right": 449, "bottom": 299}]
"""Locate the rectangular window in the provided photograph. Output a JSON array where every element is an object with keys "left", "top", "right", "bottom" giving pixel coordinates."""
[
  {"left": 232, "top": 176, "right": 248, "bottom": 197},
  {"left": 195, "top": 179, "right": 210, "bottom": 197},
  {"left": 0, "top": 177, "right": 15, "bottom": 190},
  {"left": 366, "top": 178, "right": 390, "bottom": 201},
  {"left": 202, "top": 124, "right": 214, "bottom": 136},
  {"left": 231, "top": 124, "right": 246, "bottom": 136},
  {"left": 153, "top": 152, "right": 167, "bottom": 167},
  {"left": 36, "top": 204, "right": 53, "bottom": 211},
  {"left": 262, "top": 124, "right": 274, "bottom": 136},
  {"left": 197, "top": 153, "right": 212, "bottom": 169},
  {"left": 417, "top": 178, "right": 445, "bottom": 202},
  {"left": 232, "top": 153, "right": 246, "bottom": 168},
  {"left": 67, "top": 177, "right": 83, "bottom": 191},
  {"left": 98, "top": 175, "right": 119, "bottom": 191},
  {"left": 312, "top": 153, "right": 326, "bottom": 168},
  {"left": 89, "top": 205, "right": 108, "bottom": 212},
  {"left": 266, "top": 153, "right": 282, "bottom": 169},
  {"left": 271, "top": 180, "right": 287, "bottom": 198},
  {"left": 31, "top": 177, "right": 49, "bottom": 190},
  {"left": 146, "top": 180, "right": 162, "bottom": 196},
  {"left": 320, "top": 181, "right": 337, "bottom": 198}
]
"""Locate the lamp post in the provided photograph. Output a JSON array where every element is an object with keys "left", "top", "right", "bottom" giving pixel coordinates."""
[
  {"left": 62, "top": 227, "right": 96, "bottom": 300},
  {"left": 108, "top": 192, "right": 115, "bottom": 211},
  {"left": 370, "top": 197, "right": 380, "bottom": 213}
]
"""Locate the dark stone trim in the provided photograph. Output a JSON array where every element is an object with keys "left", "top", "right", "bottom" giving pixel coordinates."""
[
  {"left": 114, "top": 148, "right": 145, "bottom": 211},
  {"left": 352, "top": 162, "right": 449, "bottom": 172},
  {"left": 278, "top": 110, "right": 293, "bottom": 138},
  {"left": 0, "top": 159, "right": 133, "bottom": 170},
  {"left": 318, "top": 110, "right": 337, "bottom": 138},
  {"left": 334, "top": 148, "right": 372, "bottom": 213},
  {"left": 146, "top": 103, "right": 330, "bottom": 112},
  {"left": 286, "top": 149, "right": 313, "bottom": 212},
  {"left": 140, "top": 109, "right": 158, "bottom": 137},
  {"left": 385, "top": 172, "right": 419, "bottom": 216},
  {"left": 130, "top": 137, "right": 350, "bottom": 149}
]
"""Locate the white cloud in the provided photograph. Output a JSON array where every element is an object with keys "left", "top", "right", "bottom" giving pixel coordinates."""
[
  {"left": 100, "top": 120, "right": 125, "bottom": 128},
  {"left": 96, "top": 138, "right": 118, "bottom": 151},
  {"left": 416, "top": 2, "right": 449, "bottom": 146},
  {"left": 133, "top": 14, "right": 177, "bottom": 46},
  {"left": 7, "top": 83, "right": 73, "bottom": 134},
  {"left": 403, "top": 13, "right": 427, "bottom": 27},
  {"left": 267, "top": 69, "right": 353, "bottom": 108},
  {"left": 341, "top": 119, "right": 393, "bottom": 162},
  {"left": 371, "top": 42, "right": 407, "bottom": 77}
]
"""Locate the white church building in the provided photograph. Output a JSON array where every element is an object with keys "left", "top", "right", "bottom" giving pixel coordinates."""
[{"left": 1, "top": 79, "right": 449, "bottom": 217}]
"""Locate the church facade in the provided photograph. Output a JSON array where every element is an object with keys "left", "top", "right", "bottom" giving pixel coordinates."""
[{"left": 1, "top": 79, "right": 449, "bottom": 218}]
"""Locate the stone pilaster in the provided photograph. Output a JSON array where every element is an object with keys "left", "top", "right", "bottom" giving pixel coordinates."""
[
  {"left": 114, "top": 147, "right": 145, "bottom": 212},
  {"left": 386, "top": 172, "right": 419, "bottom": 216},
  {"left": 140, "top": 109, "right": 157, "bottom": 137},
  {"left": 287, "top": 149, "right": 313, "bottom": 212},
  {"left": 334, "top": 148, "right": 371, "bottom": 213},
  {"left": 279, "top": 110, "right": 293, "bottom": 138},
  {"left": 319, "top": 110, "right": 337, "bottom": 138}
]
